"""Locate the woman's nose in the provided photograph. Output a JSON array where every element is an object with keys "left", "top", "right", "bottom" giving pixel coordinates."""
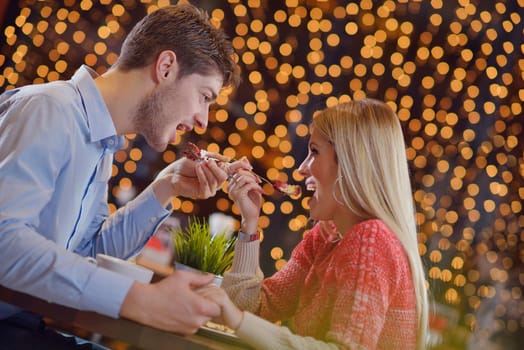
[{"left": 298, "top": 158, "right": 310, "bottom": 176}]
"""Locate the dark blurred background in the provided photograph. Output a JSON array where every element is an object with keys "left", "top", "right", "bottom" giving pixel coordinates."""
[{"left": 1, "top": 0, "right": 522, "bottom": 348}]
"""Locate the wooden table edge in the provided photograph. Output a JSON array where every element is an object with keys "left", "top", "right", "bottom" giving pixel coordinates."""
[{"left": 0, "top": 285, "right": 250, "bottom": 350}]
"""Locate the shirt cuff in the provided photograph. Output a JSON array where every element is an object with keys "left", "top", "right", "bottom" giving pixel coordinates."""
[
  {"left": 121, "top": 186, "right": 172, "bottom": 258},
  {"left": 135, "top": 185, "right": 172, "bottom": 218},
  {"left": 79, "top": 264, "right": 135, "bottom": 318}
]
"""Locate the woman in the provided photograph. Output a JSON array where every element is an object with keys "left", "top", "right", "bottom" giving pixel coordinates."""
[{"left": 198, "top": 99, "right": 429, "bottom": 349}]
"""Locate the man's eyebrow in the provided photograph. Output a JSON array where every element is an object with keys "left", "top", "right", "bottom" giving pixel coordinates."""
[{"left": 205, "top": 87, "right": 218, "bottom": 100}]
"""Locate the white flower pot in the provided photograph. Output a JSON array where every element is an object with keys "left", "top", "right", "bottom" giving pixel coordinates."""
[{"left": 174, "top": 262, "right": 223, "bottom": 286}]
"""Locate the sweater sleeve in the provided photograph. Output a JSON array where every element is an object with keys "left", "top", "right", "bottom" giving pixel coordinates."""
[
  {"left": 257, "top": 237, "right": 312, "bottom": 322},
  {"left": 221, "top": 240, "right": 265, "bottom": 313},
  {"left": 222, "top": 230, "right": 314, "bottom": 321},
  {"left": 236, "top": 312, "right": 339, "bottom": 350}
]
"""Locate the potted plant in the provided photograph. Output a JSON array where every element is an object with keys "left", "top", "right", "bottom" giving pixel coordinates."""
[{"left": 170, "top": 217, "right": 237, "bottom": 285}]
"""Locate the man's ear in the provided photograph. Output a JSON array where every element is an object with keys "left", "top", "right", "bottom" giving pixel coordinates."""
[{"left": 155, "top": 50, "right": 178, "bottom": 83}]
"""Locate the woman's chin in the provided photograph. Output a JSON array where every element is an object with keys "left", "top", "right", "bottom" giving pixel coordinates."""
[{"left": 309, "top": 200, "right": 335, "bottom": 222}]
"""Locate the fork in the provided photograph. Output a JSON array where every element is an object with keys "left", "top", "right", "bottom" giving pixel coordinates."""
[{"left": 204, "top": 154, "right": 275, "bottom": 187}]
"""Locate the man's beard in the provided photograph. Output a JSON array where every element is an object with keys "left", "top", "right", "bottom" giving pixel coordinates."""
[{"left": 132, "top": 83, "right": 173, "bottom": 151}]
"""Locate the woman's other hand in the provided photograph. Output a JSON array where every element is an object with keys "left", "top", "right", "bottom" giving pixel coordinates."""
[{"left": 196, "top": 284, "right": 244, "bottom": 331}]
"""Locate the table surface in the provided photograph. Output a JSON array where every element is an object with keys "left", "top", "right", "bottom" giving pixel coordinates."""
[{"left": 0, "top": 285, "right": 251, "bottom": 350}]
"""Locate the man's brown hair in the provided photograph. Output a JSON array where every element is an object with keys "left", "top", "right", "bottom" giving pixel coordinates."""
[{"left": 115, "top": 4, "right": 238, "bottom": 88}]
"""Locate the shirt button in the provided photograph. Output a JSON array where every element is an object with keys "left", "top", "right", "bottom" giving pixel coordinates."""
[
  {"left": 107, "top": 139, "right": 115, "bottom": 146},
  {"left": 150, "top": 217, "right": 157, "bottom": 223}
]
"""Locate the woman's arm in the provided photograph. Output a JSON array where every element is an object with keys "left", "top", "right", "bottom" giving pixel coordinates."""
[{"left": 196, "top": 285, "right": 340, "bottom": 350}]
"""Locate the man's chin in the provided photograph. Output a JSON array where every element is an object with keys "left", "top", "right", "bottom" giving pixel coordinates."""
[{"left": 149, "top": 142, "right": 167, "bottom": 152}]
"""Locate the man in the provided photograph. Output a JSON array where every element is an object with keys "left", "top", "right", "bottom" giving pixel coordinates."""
[{"left": 0, "top": 3, "right": 244, "bottom": 348}]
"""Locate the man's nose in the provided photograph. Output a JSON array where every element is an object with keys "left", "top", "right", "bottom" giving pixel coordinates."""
[{"left": 194, "top": 110, "right": 208, "bottom": 129}]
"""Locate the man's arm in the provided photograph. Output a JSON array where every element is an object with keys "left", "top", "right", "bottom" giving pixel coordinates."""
[
  {"left": 77, "top": 154, "right": 243, "bottom": 259},
  {"left": 0, "top": 94, "right": 134, "bottom": 318}
]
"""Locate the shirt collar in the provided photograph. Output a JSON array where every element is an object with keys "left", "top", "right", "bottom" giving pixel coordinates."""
[{"left": 70, "top": 65, "right": 123, "bottom": 149}]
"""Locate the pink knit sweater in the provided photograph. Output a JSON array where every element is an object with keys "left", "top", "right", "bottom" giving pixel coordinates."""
[{"left": 224, "top": 219, "right": 417, "bottom": 349}]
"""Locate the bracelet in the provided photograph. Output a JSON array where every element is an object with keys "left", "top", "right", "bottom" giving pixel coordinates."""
[{"left": 237, "top": 230, "right": 261, "bottom": 242}]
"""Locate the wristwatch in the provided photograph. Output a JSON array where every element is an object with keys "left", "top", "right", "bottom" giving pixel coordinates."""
[{"left": 237, "top": 230, "right": 261, "bottom": 242}]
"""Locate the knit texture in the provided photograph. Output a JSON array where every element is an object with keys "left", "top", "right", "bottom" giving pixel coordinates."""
[{"left": 223, "top": 219, "right": 417, "bottom": 350}]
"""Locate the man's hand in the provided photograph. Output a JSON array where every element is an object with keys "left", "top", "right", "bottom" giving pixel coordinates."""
[
  {"left": 153, "top": 153, "right": 253, "bottom": 207},
  {"left": 152, "top": 156, "right": 227, "bottom": 206},
  {"left": 120, "top": 270, "right": 221, "bottom": 334},
  {"left": 171, "top": 157, "right": 229, "bottom": 199}
]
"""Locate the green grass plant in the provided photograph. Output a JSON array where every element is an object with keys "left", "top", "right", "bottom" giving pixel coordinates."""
[{"left": 171, "top": 217, "right": 237, "bottom": 275}]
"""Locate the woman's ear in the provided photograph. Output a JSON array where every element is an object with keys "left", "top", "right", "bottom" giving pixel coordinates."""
[{"left": 155, "top": 50, "right": 178, "bottom": 83}]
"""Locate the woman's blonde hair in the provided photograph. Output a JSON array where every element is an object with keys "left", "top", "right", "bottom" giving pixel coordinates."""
[{"left": 312, "top": 98, "right": 429, "bottom": 349}]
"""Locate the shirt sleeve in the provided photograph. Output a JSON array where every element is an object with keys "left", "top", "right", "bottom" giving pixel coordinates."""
[
  {"left": 74, "top": 184, "right": 171, "bottom": 259},
  {"left": 236, "top": 312, "right": 340, "bottom": 350},
  {"left": 0, "top": 94, "right": 134, "bottom": 318}
]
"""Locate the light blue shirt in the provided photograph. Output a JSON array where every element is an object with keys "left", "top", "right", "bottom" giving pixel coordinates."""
[{"left": 0, "top": 66, "right": 171, "bottom": 318}]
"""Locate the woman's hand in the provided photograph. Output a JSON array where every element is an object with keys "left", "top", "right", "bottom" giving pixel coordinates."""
[
  {"left": 195, "top": 284, "right": 244, "bottom": 331},
  {"left": 227, "top": 165, "right": 263, "bottom": 234}
]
